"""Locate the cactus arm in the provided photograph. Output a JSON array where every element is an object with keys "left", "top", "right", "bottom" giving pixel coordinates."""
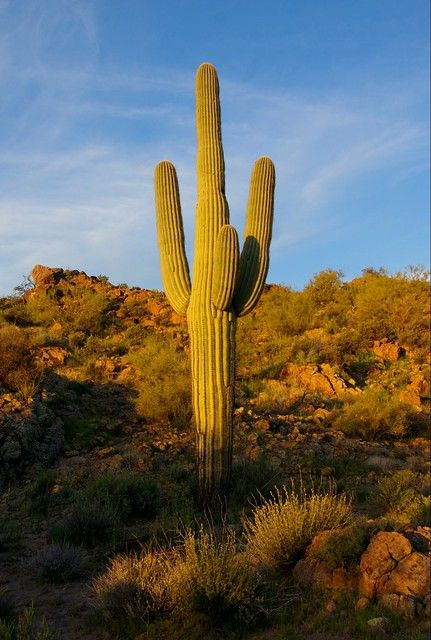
[
  {"left": 154, "top": 160, "right": 191, "bottom": 315},
  {"left": 233, "top": 156, "right": 275, "bottom": 317},
  {"left": 211, "top": 224, "right": 240, "bottom": 311}
]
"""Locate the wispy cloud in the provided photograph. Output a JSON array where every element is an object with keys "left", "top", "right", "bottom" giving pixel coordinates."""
[{"left": 0, "top": 1, "right": 428, "bottom": 294}]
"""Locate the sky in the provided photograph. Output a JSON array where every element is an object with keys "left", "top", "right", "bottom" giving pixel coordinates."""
[{"left": 0, "top": 0, "right": 429, "bottom": 295}]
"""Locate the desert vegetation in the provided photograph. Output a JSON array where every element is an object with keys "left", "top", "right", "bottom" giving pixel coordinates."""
[{"left": 0, "top": 263, "right": 429, "bottom": 639}]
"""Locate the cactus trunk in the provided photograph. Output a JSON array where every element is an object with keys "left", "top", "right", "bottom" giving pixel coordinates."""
[
  {"left": 188, "top": 305, "right": 236, "bottom": 499},
  {"left": 154, "top": 63, "right": 275, "bottom": 504}
]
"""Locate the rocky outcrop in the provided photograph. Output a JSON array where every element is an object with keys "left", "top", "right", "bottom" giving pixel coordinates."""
[
  {"left": 31, "top": 265, "right": 64, "bottom": 288},
  {"left": 292, "top": 527, "right": 431, "bottom": 619},
  {"left": 35, "top": 347, "right": 70, "bottom": 368},
  {"left": 280, "top": 363, "right": 357, "bottom": 398},
  {"left": 359, "top": 530, "right": 431, "bottom": 618},
  {"left": 372, "top": 339, "right": 405, "bottom": 363}
]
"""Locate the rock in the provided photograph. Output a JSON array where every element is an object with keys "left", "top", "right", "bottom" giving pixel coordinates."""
[
  {"left": 359, "top": 532, "right": 412, "bottom": 599},
  {"left": 35, "top": 347, "right": 69, "bottom": 368},
  {"left": 325, "top": 598, "right": 337, "bottom": 614},
  {"left": 320, "top": 466, "right": 335, "bottom": 477},
  {"left": 364, "top": 455, "right": 398, "bottom": 470},
  {"left": 366, "top": 617, "right": 390, "bottom": 633},
  {"left": 312, "top": 407, "right": 331, "bottom": 423},
  {"left": 379, "top": 594, "right": 417, "bottom": 619},
  {"left": 382, "top": 552, "right": 431, "bottom": 599},
  {"left": 280, "top": 362, "right": 357, "bottom": 398},
  {"left": 356, "top": 597, "right": 370, "bottom": 610},
  {"left": 359, "top": 530, "right": 431, "bottom": 618},
  {"left": 372, "top": 339, "right": 404, "bottom": 363},
  {"left": 31, "top": 265, "right": 64, "bottom": 288}
]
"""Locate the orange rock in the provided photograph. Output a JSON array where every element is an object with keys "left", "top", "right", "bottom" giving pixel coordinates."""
[
  {"left": 382, "top": 552, "right": 431, "bottom": 599},
  {"left": 372, "top": 339, "right": 404, "bottom": 363},
  {"left": 359, "top": 532, "right": 412, "bottom": 599},
  {"left": 280, "top": 362, "right": 357, "bottom": 398}
]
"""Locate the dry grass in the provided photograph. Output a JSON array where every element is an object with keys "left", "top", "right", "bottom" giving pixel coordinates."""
[
  {"left": 243, "top": 483, "right": 352, "bottom": 571},
  {"left": 92, "top": 550, "right": 172, "bottom": 621},
  {"left": 168, "top": 527, "right": 264, "bottom": 626}
]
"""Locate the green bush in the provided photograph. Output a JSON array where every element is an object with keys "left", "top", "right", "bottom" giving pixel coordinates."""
[
  {"left": 332, "top": 389, "right": 412, "bottom": 439},
  {"left": 311, "top": 524, "right": 369, "bottom": 570},
  {"left": 50, "top": 500, "right": 117, "bottom": 547},
  {"left": 377, "top": 470, "right": 431, "bottom": 526},
  {"left": 0, "top": 325, "right": 35, "bottom": 395},
  {"left": 129, "top": 332, "right": 191, "bottom": 427},
  {"left": 83, "top": 472, "right": 161, "bottom": 519},
  {"left": 243, "top": 484, "right": 352, "bottom": 571}
]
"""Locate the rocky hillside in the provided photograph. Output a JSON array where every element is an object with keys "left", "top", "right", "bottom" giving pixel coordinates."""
[{"left": 0, "top": 264, "right": 429, "bottom": 639}]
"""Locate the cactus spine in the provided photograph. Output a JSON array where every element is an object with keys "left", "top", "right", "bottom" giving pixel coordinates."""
[{"left": 155, "top": 63, "right": 275, "bottom": 502}]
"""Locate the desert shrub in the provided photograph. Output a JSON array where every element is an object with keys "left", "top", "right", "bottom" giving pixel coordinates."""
[
  {"left": 311, "top": 524, "right": 369, "bottom": 570},
  {"left": 169, "top": 528, "right": 264, "bottom": 627},
  {"left": 26, "top": 287, "right": 117, "bottom": 337},
  {"left": 83, "top": 472, "right": 161, "bottom": 519},
  {"left": 252, "top": 380, "right": 296, "bottom": 414},
  {"left": 0, "top": 604, "right": 56, "bottom": 640},
  {"left": 243, "top": 484, "right": 352, "bottom": 571},
  {"left": 26, "top": 470, "right": 56, "bottom": 518},
  {"left": 129, "top": 332, "right": 191, "bottom": 427},
  {"left": 33, "top": 543, "right": 87, "bottom": 583},
  {"left": 27, "top": 469, "right": 57, "bottom": 499},
  {"left": 50, "top": 500, "right": 117, "bottom": 547},
  {"left": 0, "top": 325, "right": 35, "bottom": 393},
  {"left": 92, "top": 550, "right": 172, "bottom": 621},
  {"left": 332, "top": 389, "right": 412, "bottom": 439},
  {"left": 231, "top": 454, "right": 279, "bottom": 506},
  {"left": 377, "top": 470, "right": 431, "bottom": 526},
  {"left": 344, "top": 351, "right": 380, "bottom": 387}
]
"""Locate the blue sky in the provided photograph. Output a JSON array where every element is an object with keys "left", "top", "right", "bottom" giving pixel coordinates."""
[{"left": 0, "top": 0, "right": 429, "bottom": 295}]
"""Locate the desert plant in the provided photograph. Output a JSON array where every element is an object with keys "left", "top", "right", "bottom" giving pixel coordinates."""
[
  {"left": 50, "top": 500, "right": 117, "bottom": 547},
  {"left": 33, "top": 543, "right": 87, "bottom": 583},
  {"left": 332, "top": 389, "right": 412, "bottom": 439},
  {"left": 311, "top": 523, "right": 369, "bottom": 570},
  {"left": 83, "top": 471, "right": 161, "bottom": 519},
  {"left": 154, "top": 63, "right": 275, "bottom": 503},
  {"left": 0, "top": 325, "right": 34, "bottom": 392},
  {"left": 244, "top": 484, "right": 352, "bottom": 571},
  {"left": 377, "top": 470, "right": 431, "bottom": 526},
  {"left": 169, "top": 527, "right": 264, "bottom": 627},
  {"left": 92, "top": 550, "right": 172, "bottom": 621},
  {"left": 0, "top": 604, "right": 56, "bottom": 640},
  {"left": 129, "top": 332, "right": 191, "bottom": 427}
]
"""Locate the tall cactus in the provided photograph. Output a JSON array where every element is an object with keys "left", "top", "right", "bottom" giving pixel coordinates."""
[{"left": 155, "top": 63, "right": 275, "bottom": 502}]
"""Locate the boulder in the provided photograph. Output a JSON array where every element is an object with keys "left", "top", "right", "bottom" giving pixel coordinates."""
[
  {"left": 372, "top": 339, "right": 405, "bottom": 363},
  {"left": 31, "top": 265, "right": 64, "bottom": 288},
  {"left": 280, "top": 362, "right": 357, "bottom": 398},
  {"left": 366, "top": 617, "right": 390, "bottom": 633},
  {"left": 379, "top": 594, "right": 418, "bottom": 619},
  {"left": 359, "top": 530, "right": 431, "bottom": 618}
]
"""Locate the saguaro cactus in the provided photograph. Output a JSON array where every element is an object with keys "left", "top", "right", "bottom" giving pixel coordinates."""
[{"left": 155, "top": 63, "right": 275, "bottom": 502}]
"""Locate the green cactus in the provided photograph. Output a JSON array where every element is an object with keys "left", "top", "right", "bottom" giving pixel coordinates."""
[{"left": 155, "top": 63, "right": 275, "bottom": 502}]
